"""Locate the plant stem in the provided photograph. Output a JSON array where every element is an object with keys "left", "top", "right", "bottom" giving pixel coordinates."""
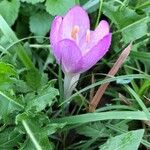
[
  {"left": 64, "top": 73, "right": 80, "bottom": 100},
  {"left": 95, "top": 0, "right": 103, "bottom": 28},
  {"left": 59, "top": 65, "right": 64, "bottom": 103}
]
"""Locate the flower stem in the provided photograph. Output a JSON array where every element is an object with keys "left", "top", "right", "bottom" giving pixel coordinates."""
[{"left": 64, "top": 73, "right": 80, "bottom": 100}]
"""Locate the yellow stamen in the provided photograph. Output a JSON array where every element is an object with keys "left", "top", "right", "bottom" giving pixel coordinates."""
[
  {"left": 86, "top": 29, "right": 90, "bottom": 43},
  {"left": 71, "top": 25, "right": 79, "bottom": 40}
]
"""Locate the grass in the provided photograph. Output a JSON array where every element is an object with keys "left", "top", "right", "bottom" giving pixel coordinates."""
[{"left": 0, "top": 0, "right": 149, "bottom": 149}]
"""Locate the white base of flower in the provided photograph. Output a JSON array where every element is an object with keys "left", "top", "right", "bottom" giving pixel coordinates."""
[{"left": 64, "top": 73, "right": 80, "bottom": 99}]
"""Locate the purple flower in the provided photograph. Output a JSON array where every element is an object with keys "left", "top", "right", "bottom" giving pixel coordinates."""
[
  {"left": 50, "top": 6, "right": 112, "bottom": 99},
  {"left": 50, "top": 6, "right": 111, "bottom": 75}
]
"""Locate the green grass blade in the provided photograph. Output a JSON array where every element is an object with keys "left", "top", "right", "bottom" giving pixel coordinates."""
[
  {"left": 60, "top": 74, "right": 150, "bottom": 106},
  {"left": 131, "top": 51, "right": 150, "bottom": 62},
  {"left": 125, "top": 85, "right": 150, "bottom": 119},
  {"left": 51, "top": 111, "right": 149, "bottom": 125},
  {"left": 0, "top": 15, "right": 35, "bottom": 69}
]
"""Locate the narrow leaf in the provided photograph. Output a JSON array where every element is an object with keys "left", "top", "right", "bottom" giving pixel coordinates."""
[
  {"left": 51, "top": 111, "right": 149, "bottom": 125},
  {"left": 89, "top": 43, "right": 132, "bottom": 112}
]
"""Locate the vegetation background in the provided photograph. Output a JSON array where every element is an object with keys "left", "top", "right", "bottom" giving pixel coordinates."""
[{"left": 0, "top": 0, "right": 149, "bottom": 149}]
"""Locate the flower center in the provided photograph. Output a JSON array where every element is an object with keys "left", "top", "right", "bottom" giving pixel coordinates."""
[
  {"left": 86, "top": 29, "right": 90, "bottom": 43},
  {"left": 71, "top": 25, "right": 80, "bottom": 40}
]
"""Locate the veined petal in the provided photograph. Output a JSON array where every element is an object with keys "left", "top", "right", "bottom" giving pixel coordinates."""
[
  {"left": 80, "top": 20, "right": 110, "bottom": 54},
  {"left": 60, "top": 6, "right": 90, "bottom": 41},
  {"left": 55, "top": 39, "right": 82, "bottom": 73},
  {"left": 79, "top": 33, "right": 112, "bottom": 73},
  {"left": 50, "top": 16, "right": 62, "bottom": 47}
]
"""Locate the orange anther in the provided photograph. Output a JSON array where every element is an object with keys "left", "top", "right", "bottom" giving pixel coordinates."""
[
  {"left": 71, "top": 25, "right": 79, "bottom": 40},
  {"left": 86, "top": 29, "right": 90, "bottom": 43}
]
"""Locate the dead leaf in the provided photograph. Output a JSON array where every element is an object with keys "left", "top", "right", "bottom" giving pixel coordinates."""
[{"left": 89, "top": 43, "right": 132, "bottom": 112}]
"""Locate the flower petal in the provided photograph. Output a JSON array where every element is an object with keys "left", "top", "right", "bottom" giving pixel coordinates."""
[
  {"left": 50, "top": 16, "right": 62, "bottom": 47},
  {"left": 55, "top": 39, "right": 83, "bottom": 73},
  {"left": 79, "top": 33, "right": 112, "bottom": 73},
  {"left": 80, "top": 20, "right": 110, "bottom": 54},
  {"left": 95, "top": 20, "right": 110, "bottom": 40},
  {"left": 60, "top": 6, "right": 90, "bottom": 41}
]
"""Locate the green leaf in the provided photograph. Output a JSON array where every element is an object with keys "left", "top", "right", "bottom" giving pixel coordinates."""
[
  {"left": 17, "top": 113, "right": 65, "bottom": 136},
  {"left": 19, "top": 138, "right": 36, "bottom": 150},
  {"left": 103, "top": 3, "right": 141, "bottom": 29},
  {"left": 0, "top": 127, "right": 23, "bottom": 149},
  {"left": 83, "top": 0, "right": 99, "bottom": 13},
  {"left": 103, "top": 3, "right": 149, "bottom": 43},
  {"left": 25, "top": 69, "right": 42, "bottom": 90},
  {"left": 0, "top": 62, "right": 17, "bottom": 89},
  {"left": 24, "top": 70, "right": 48, "bottom": 91},
  {"left": 0, "top": 76, "right": 12, "bottom": 90},
  {"left": 100, "top": 129, "right": 144, "bottom": 150},
  {"left": 0, "top": 15, "right": 35, "bottom": 69},
  {"left": 76, "top": 122, "right": 109, "bottom": 138},
  {"left": 0, "top": 91, "right": 24, "bottom": 122},
  {"left": 51, "top": 111, "right": 149, "bottom": 125},
  {"left": 125, "top": 85, "right": 150, "bottom": 119},
  {"left": 45, "top": 0, "right": 76, "bottom": 16},
  {"left": 130, "top": 51, "right": 150, "bottom": 62},
  {"left": 22, "top": 119, "right": 54, "bottom": 150},
  {"left": 0, "top": 0, "right": 20, "bottom": 26},
  {"left": 41, "top": 123, "right": 66, "bottom": 136},
  {"left": 29, "top": 11, "right": 53, "bottom": 38},
  {"left": 27, "top": 83, "right": 59, "bottom": 112},
  {"left": 135, "top": 1, "right": 150, "bottom": 14},
  {"left": 0, "top": 62, "right": 16, "bottom": 76},
  {"left": 21, "top": 0, "right": 45, "bottom": 4},
  {"left": 121, "top": 16, "right": 149, "bottom": 43},
  {"left": 18, "top": 114, "right": 57, "bottom": 150},
  {"left": 12, "top": 79, "right": 31, "bottom": 94}
]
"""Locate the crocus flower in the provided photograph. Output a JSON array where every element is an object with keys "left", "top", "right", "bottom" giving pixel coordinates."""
[{"left": 50, "top": 6, "right": 111, "bottom": 98}]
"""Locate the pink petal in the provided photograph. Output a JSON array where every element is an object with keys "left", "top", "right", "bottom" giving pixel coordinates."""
[
  {"left": 55, "top": 39, "right": 83, "bottom": 73},
  {"left": 80, "top": 20, "right": 110, "bottom": 54},
  {"left": 79, "top": 33, "right": 112, "bottom": 73},
  {"left": 60, "top": 6, "right": 90, "bottom": 41},
  {"left": 95, "top": 20, "right": 110, "bottom": 40},
  {"left": 50, "top": 16, "right": 62, "bottom": 47}
]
